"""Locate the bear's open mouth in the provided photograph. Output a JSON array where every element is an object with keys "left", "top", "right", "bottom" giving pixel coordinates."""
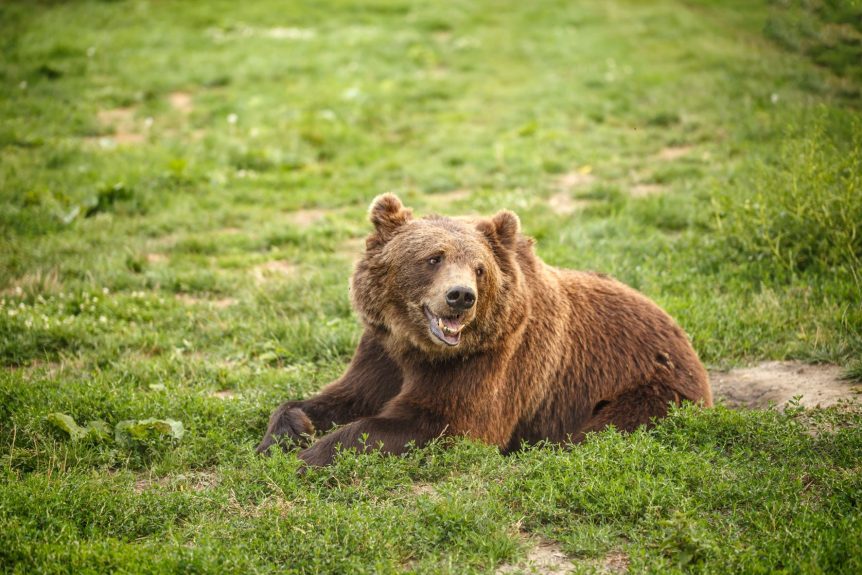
[{"left": 423, "top": 305, "right": 465, "bottom": 346}]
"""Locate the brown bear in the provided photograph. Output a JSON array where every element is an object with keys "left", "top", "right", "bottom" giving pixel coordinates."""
[{"left": 257, "top": 194, "right": 712, "bottom": 466}]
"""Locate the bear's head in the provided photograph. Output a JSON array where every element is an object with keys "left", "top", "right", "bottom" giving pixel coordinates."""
[{"left": 350, "top": 194, "right": 526, "bottom": 357}]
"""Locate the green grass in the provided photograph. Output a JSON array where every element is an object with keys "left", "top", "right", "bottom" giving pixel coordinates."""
[{"left": 1, "top": 0, "right": 861, "bottom": 572}]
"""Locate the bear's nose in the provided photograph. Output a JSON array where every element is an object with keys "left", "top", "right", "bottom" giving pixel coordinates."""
[{"left": 445, "top": 286, "right": 476, "bottom": 311}]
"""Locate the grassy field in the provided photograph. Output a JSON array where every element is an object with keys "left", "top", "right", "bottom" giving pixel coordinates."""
[{"left": 2, "top": 0, "right": 861, "bottom": 573}]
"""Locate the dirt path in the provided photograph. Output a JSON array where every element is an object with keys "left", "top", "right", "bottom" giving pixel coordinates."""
[
  {"left": 496, "top": 537, "right": 628, "bottom": 575},
  {"left": 709, "top": 361, "right": 859, "bottom": 409}
]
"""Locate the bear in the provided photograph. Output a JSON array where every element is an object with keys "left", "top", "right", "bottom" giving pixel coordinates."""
[{"left": 256, "top": 194, "right": 712, "bottom": 466}]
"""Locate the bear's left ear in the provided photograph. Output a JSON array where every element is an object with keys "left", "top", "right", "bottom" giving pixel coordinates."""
[
  {"left": 367, "top": 193, "right": 412, "bottom": 246},
  {"left": 477, "top": 210, "right": 520, "bottom": 250}
]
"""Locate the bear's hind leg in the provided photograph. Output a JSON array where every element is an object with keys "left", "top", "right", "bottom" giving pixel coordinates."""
[{"left": 572, "top": 384, "right": 681, "bottom": 443}]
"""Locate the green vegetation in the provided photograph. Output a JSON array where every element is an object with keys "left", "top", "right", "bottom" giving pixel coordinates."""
[{"left": 1, "top": 0, "right": 860, "bottom": 572}]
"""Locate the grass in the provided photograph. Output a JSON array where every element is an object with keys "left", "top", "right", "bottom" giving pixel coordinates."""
[{"left": 1, "top": 0, "right": 861, "bottom": 572}]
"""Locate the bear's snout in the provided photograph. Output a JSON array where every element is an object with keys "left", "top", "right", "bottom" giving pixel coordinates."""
[{"left": 445, "top": 286, "right": 476, "bottom": 311}]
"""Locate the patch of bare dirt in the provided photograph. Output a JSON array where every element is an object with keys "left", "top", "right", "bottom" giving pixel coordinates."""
[
  {"left": 169, "top": 91, "right": 193, "bottom": 112},
  {"left": 658, "top": 146, "right": 692, "bottom": 161},
  {"left": 146, "top": 253, "right": 168, "bottom": 264},
  {"left": 629, "top": 183, "right": 663, "bottom": 197},
  {"left": 207, "top": 25, "right": 316, "bottom": 43},
  {"left": 709, "top": 361, "right": 858, "bottom": 409},
  {"left": 5, "top": 359, "right": 65, "bottom": 377},
  {"left": 497, "top": 537, "right": 573, "bottom": 574},
  {"left": 134, "top": 476, "right": 155, "bottom": 493},
  {"left": 96, "top": 107, "right": 145, "bottom": 145},
  {"left": 251, "top": 260, "right": 298, "bottom": 283},
  {"left": 150, "top": 233, "right": 181, "bottom": 250},
  {"left": 1, "top": 269, "right": 61, "bottom": 295},
  {"left": 498, "top": 538, "right": 630, "bottom": 575},
  {"left": 264, "top": 27, "right": 316, "bottom": 40},
  {"left": 411, "top": 483, "right": 438, "bottom": 497},
  {"left": 285, "top": 208, "right": 328, "bottom": 228},
  {"left": 174, "top": 293, "right": 204, "bottom": 305},
  {"left": 549, "top": 192, "right": 592, "bottom": 215},
  {"left": 601, "top": 551, "right": 630, "bottom": 573},
  {"left": 135, "top": 471, "right": 218, "bottom": 494},
  {"left": 114, "top": 133, "right": 145, "bottom": 144},
  {"left": 175, "top": 294, "right": 237, "bottom": 308},
  {"left": 188, "top": 472, "right": 219, "bottom": 492},
  {"left": 98, "top": 107, "right": 135, "bottom": 127},
  {"left": 556, "top": 169, "right": 596, "bottom": 191}
]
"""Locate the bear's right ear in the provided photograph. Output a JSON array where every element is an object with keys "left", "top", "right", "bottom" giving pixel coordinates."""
[{"left": 367, "top": 193, "right": 412, "bottom": 248}]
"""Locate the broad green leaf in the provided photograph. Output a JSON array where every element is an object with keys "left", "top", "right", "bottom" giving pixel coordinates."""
[
  {"left": 46, "top": 413, "right": 87, "bottom": 441},
  {"left": 114, "top": 418, "right": 185, "bottom": 446},
  {"left": 85, "top": 420, "right": 111, "bottom": 441}
]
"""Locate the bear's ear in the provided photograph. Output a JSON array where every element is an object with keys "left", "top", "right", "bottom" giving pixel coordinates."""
[
  {"left": 492, "top": 210, "right": 520, "bottom": 248},
  {"left": 478, "top": 209, "right": 520, "bottom": 250},
  {"left": 367, "top": 193, "right": 412, "bottom": 246}
]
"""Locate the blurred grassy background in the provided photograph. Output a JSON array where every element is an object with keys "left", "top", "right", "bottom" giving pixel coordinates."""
[{"left": 1, "top": 0, "right": 861, "bottom": 573}]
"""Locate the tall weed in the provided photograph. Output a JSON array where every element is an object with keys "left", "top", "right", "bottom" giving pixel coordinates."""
[{"left": 714, "top": 114, "right": 862, "bottom": 286}]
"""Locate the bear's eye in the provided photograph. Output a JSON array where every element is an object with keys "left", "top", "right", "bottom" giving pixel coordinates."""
[
  {"left": 428, "top": 256, "right": 441, "bottom": 265},
  {"left": 476, "top": 266, "right": 485, "bottom": 277}
]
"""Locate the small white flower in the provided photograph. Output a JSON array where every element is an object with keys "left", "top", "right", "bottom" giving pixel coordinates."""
[
  {"left": 19, "top": 81, "right": 27, "bottom": 90},
  {"left": 8, "top": 309, "right": 16, "bottom": 317},
  {"left": 99, "top": 315, "right": 107, "bottom": 323},
  {"left": 144, "top": 117, "right": 154, "bottom": 129},
  {"left": 770, "top": 93, "right": 779, "bottom": 104},
  {"left": 102, "top": 287, "right": 110, "bottom": 295},
  {"left": 87, "top": 46, "right": 97, "bottom": 58},
  {"left": 227, "top": 113, "right": 238, "bottom": 125}
]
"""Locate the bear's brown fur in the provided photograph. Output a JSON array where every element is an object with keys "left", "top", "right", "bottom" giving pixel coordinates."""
[{"left": 257, "top": 194, "right": 712, "bottom": 466}]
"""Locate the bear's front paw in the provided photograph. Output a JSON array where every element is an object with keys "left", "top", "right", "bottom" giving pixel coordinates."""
[
  {"left": 256, "top": 404, "right": 315, "bottom": 455},
  {"left": 297, "top": 441, "right": 335, "bottom": 468}
]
